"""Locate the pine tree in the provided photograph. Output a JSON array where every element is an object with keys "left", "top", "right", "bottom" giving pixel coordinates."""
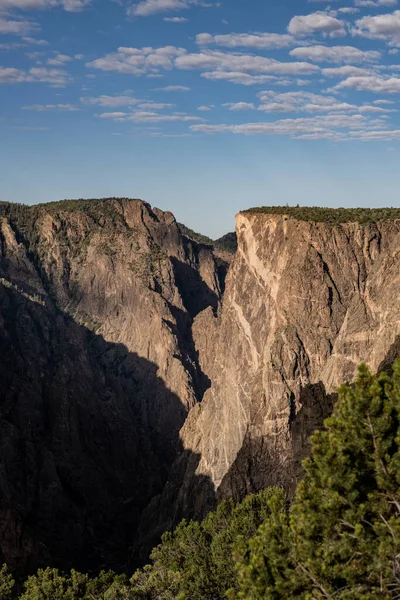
[
  {"left": 291, "top": 362, "right": 400, "bottom": 598},
  {"left": 0, "top": 564, "right": 15, "bottom": 600},
  {"left": 234, "top": 361, "right": 400, "bottom": 599}
]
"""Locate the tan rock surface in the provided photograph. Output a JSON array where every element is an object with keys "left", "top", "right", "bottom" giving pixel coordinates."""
[{"left": 178, "top": 212, "right": 400, "bottom": 505}]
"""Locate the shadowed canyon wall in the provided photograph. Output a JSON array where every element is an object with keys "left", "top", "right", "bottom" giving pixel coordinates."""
[
  {"left": 1, "top": 199, "right": 400, "bottom": 575},
  {"left": 0, "top": 199, "right": 221, "bottom": 574}
]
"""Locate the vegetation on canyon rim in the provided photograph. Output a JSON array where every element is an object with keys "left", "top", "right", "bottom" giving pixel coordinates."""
[
  {"left": 244, "top": 206, "right": 400, "bottom": 224},
  {"left": 2, "top": 361, "right": 400, "bottom": 599}
]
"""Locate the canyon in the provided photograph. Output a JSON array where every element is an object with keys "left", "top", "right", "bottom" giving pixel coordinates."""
[{"left": 1, "top": 198, "right": 400, "bottom": 576}]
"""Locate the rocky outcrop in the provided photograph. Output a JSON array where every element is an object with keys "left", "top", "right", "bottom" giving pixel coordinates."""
[
  {"left": 173, "top": 212, "right": 400, "bottom": 513},
  {"left": 3, "top": 199, "right": 400, "bottom": 577},
  {"left": 0, "top": 199, "right": 222, "bottom": 574}
]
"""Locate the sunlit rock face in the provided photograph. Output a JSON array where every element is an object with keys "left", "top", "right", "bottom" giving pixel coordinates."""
[{"left": 177, "top": 212, "right": 400, "bottom": 508}]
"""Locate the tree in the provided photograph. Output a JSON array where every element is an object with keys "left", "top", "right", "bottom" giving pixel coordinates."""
[
  {"left": 0, "top": 564, "right": 15, "bottom": 600},
  {"left": 234, "top": 361, "right": 400, "bottom": 599},
  {"left": 131, "top": 488, "right": 283, "bottom": 600},
  {"left": 20, "top": 568, "right": 76, "bottom": 600}
]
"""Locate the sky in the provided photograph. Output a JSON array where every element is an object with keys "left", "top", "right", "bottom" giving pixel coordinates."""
[{"left": 2, "top": 0, "right": 400, "bottom": 236}]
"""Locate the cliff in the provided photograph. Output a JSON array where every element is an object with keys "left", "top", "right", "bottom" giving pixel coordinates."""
[
  {"left": 0, "top": 198, "right": 223, "bottom": 574},
  {"left": 2, "top": 199, "right": 400, "bottom": 576},
  {"left": 156, "top": 208, "right": 400, "bottom": 525}
]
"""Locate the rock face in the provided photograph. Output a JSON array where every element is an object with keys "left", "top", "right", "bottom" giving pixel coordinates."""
[
  {"left": 174, "top": 211, "right": 400, "bottom": 512},
  {"left": 0, "top": 199, "right": 222, "bottom": 574},
  {"left": 2, "top": 199, "right": 400, "bottom": 577}
]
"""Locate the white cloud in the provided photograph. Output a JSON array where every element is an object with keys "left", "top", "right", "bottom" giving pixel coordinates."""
[
  {"left": 154, "top": 84, "right": 191, "bottom": 90},
  {"left": 129, "top": 0, "right": 189, "bottom": 16},
  {"left": 334, "top": 74, "right": 400, "bottom": 92},
  {"left": 200, "top": 71, "right": 283, "bottom": 85},
  {"left": 98, "top": 111, "right": 127, "bottom": 119},
  {"left": 355, "top": 0, "right": 397, "bottom": 7},
  {"left": 81, "top": 94, "right": 142, "bottom": 107},
  {"left": 0, "top": 65, "right": 71, "bottom": 85},
  {"left": 338, "top": 7, "right": 360, "bottom": 13},
  {"left": 190, "top": 113, "right": 387, "bottom": 140},
  {"left": 164, "top": 16, "right": 188, "bottom": 21},
  {"left": 0, "top": 0, "right": 55, "bottom": 10},
  {"left": 175, "top": 50, "right": 320, "bottom": 75},
  {"left": 353, "top": 10, "right": 400, "bottom": 46},
  {"left": 196, "top": 32, "right": 296, "bottom": 49},
  {"left": 128, "top": 0, "right": 213, "bottom": 17},
  {"left": 0, "top": 41, "right": 24, "bottom": 49},
  {"left": 127, "top": 111, "right": 205, "bottom": 122},
  {"left": 0, "top": 17, "right": 39, "bottom": 35},
  {"left": 0, "top": 66, "right": 30, "bottom": 82},
  {"left": 22, "top": 103, "right": 79, "bottom": 110},
  {"left": 197, "top": 104, "right": 212, "bottom": 110},
  {"left": 60, "top": 0, "right": 90, "bottom": 11},
  {"left": 349, "top": 129, "right": 400, "bottom": 140},
  {"left": 216, "top": 90, "right": 394, "bottom": 118},
  {"left": 0, "top": 0, "right": 90, "bottom": 12},
  {"left": 137, "top": 101, "right": 174, "bottom": 108},
  {"left": 26, "top": 50, "right": 44, "bottom": 58},
  {"left": 47, "top": 53, "right": 73, "bottom": 65},
  {"left": 29, "top": 66, "right": 72, "bottom": 85},
  {"left": 288, "top": 11, "right": 346, "bottom": 37},
  {"left": 223, "top": 102, "right": 255, "bottom": 110},
  {"left": 358, "top": 104, "right": 396, "bottom": 111},
  {"left": 257, "top": 90, "right": 360, "bottom": 113},
  {"left": 23, "top": 36, "right": 48, "bottom": 45},
  {"left": 87, "top": 46, "right": 186, "bottom": 76},
  {"left": 97, "top": 109, "right": 205, "bottom": 122},
  {"left": 87, "top": 46, "right": 320, "bottom": 82},
  {"left": 322, "top": 65, "right": 375, "bottom": 76},
  {"left": 290, "top": 44, "right": 381, "bottom": 62}
]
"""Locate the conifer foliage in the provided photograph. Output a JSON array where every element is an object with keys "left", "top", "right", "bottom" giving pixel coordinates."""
[{"left": 234, "top": 361, "right": 400, "bottom": 599}]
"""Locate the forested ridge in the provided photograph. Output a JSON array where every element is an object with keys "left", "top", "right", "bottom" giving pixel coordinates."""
[{"left": 2, "top": 361, "right": 400, "bottom": 599}]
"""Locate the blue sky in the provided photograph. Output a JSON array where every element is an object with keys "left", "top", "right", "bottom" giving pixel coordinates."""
[{"left": 2, "top": 0, "right": 400, "bottom": 236}]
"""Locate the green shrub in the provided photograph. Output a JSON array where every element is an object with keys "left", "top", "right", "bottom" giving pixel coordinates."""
[
  {"left": 234, "top": 361, "right": 400, "bottom": 599},
  {"left": 243, "top": 206, "right": 400, "bottom": 224}
]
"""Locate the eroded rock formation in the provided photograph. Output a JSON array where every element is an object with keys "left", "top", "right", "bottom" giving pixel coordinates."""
[
  {"left": 170, "top": 211, "right": 400, "bottom": 516},
  {"left": 2, "top": 199, "right": 400, "bottom": 576},
  {"left": 0, "top": 198, "right": 221, "bottom": 574}
]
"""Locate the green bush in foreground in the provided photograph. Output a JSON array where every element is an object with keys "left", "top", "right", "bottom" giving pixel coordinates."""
[
  {"left": 131, "top": 487, "right": 284, "bottom": 600},
  {"left": 1, "top": 361, "right": 400, "bottom": 598},
  {"left": 234, "top": 362, "right": 400, "bottom": 599}
]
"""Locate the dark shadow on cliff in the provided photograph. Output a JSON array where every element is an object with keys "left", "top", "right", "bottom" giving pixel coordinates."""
[
  {"left": 132, "top": 446, "right": 218, "bottom": 567},
  {"left": 170, "top": 257, "right": 219, "bottom": 319},
  {"left": 290, "top": 382, "right": 336, "bottom": 493},
  {"left": 0, "top": 283, "right": 216, "bottom": 580},
  {"left": 217, "top": 382, "right": 336, "bottom": 504},
  {"left": 379, "top": 335, "right": 400, "bottom": 375}
]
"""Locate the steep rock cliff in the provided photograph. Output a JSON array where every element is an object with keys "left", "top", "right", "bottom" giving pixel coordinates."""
[
  {"left": 172, "top": 211, "right": 400, "bottom": 514},
  {"left": 3, "top": 199, "right": 400, "bottom": 576},
  {"left": 0, "top": 198, "right": 222, "bottom": 574}
]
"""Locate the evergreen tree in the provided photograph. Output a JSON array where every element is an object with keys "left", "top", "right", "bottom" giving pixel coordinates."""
[
  {"left": 0, "top": 565, "right": 15, "bottom": 600},
  {"left": 234, "top": 361, "right": 400, "bottom": 599},
  {"left": 130, "top": 487, "right": 282, "bottom": 600}
]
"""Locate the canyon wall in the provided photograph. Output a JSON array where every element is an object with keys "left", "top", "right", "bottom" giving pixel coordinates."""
[
  {"left": 0, "top": 198, "right": 222, "bottom": 574},
  {"left": 169, "top": 211, "right": 400, "bottom": 518},
  {"left": 2, "top": 199, "right": 400, "bottom": 575}
]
